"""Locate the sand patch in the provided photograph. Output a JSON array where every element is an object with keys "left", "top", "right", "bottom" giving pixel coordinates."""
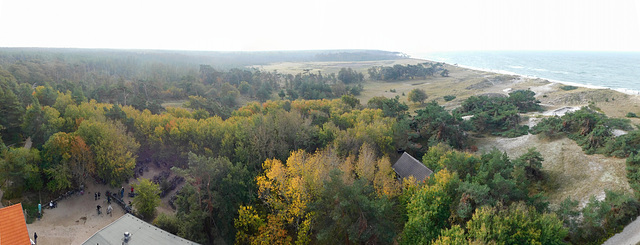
[
  {"left": 476, "top": 134, "right": 630, "bottom": 207},
  {"left": 542, "top": 106, "right": 582, "bottom": 116}
]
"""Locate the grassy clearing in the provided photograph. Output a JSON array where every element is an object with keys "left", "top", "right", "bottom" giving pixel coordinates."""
[
  {"left": 161, "top": 100, "right": 187, "bottom": 109},
  {"left": 253, "top": 59, "right": 425, "bottom": 75}
]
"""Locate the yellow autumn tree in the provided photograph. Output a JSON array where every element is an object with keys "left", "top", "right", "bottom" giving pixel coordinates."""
[
  {"left": 373, "top": 156, "right": 400, "bottom": 197},
  {"left": 255, "top": 149, "right": 340, "bottom": 244},
  {"left": 355, "top": 142, "right": 376, "bottom": 182}
]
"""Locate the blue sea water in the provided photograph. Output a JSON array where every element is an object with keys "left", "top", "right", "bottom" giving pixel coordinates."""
[{"left": 413, "top": 51, "right": 640, "bottom": 94}]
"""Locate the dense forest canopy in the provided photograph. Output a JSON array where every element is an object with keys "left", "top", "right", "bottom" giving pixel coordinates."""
[
  {"left": 0, "top": 49, "right": 639, "bottom": 245},
  {"left": 0, "top": 48, "right": 392, "bottom": 121}
]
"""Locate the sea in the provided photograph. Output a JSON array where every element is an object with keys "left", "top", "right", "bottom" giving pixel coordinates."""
[{"left": 413, "top": 51, "right": 640, "bottom": 95}]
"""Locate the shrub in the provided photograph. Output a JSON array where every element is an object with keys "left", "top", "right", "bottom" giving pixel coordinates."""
[
  {"left": 444, "top": 95, "right": 456, "bottom": 101},
  {"left": 560, "top": 85, "right": 578, "bottom": 91},
  {"left": 626, "top": 112, "right": 637, "bottom": 118},
  {"left": 408, "top": 88, "right": 428, "bottom": 104}
]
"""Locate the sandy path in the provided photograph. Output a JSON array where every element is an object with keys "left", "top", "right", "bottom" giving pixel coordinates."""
[
  {"left": 26, "top": 182, "right": 126, "bottom": 245},
  {"left": 25, "top": 164, "right": 180, "bottom": 245},
  {"left": 603, "top": 217, "right": 640, "bottom": 245}
]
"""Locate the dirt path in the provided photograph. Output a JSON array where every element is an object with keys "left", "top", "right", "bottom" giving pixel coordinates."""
[
  {"left": 24, "top": 164, "right": 180, "bottom": 244},
  {"left": 26, "top": 181, "right": 126, "bottom": 245},
  {"left": 603, "top": 217, "right": 640, "bottom": 245}
]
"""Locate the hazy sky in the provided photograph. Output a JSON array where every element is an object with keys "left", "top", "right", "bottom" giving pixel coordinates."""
[{"left": 1, "top": 0, "right": 639, "bottom": 54}]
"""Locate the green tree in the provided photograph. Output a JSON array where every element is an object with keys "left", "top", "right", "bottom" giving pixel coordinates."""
[
  {"left": 53, "top": 91, "right": 75, "bottom": 115},
  {"left": 34, "top": 85, "right": 58, "bottom": 107},
  {"left": 235, "top": 205, "right": 266, "bottom": 244},
  {"left": 433, "top": 225, "right": 466, "bottom": 245},
  {"left": 239, "top": 81, "right": 252, "bottom": 95},
  {"left": 0, "top": 87, "right": 25, "bottom": 144},
  {"left": 0, "top": 147, "right": 43, "bottom": 198},
  {"left": 407, "top": 88, "right": 428, "bottom": 104},
  {"left": 256, "top": 85, "right": 272, "bottom": 102},
  {"left": 576, "top": 190, "right": 640, "bottom": 244},
  {"left": 514, "top": 148, "right": 544, "bottom": 181},
  {"left": 443, "top": 95, "right": 456, "bottom": 101},
  {"left": 408, "top": 101, "right": 467, "bottom": 153},
  {"left": 367, "top": 96, "right": 408, "bottom": 118},
  {"left": 467, "top": 203, "right": 567, "bottom": 245},
  {"left": 627, "top": 152, "right": 640, "bottom": 197},
  {"left": 507, "top": 89, "right": 541, "bottom": 112},
  {"left": 337, "top": 68, "right": 364, "bottom": 84},
  {"left": 312, "top": 170, "right": 397, "bottom": 244},
  {"left": 530, "top": 116, "right": 564, "bottom": 139},
  {"left": 340, "top": 94, "right": 360, "bottom": 109},
  {"left": 42, "top": 132, "right": 95, "bottom": 191},
  {"left": 132, "top": 178, "right": 161, "bottom": 219},
  {"left": 22, "top": 103, "right": 64, "bottom": 148},
  {"left": 153, "top": 213, "right": 181, "bottom": 235},
  {"left": 172, "top": 184, "right": 210, "bottom": 243},
  {"left": 75, "top": 120, "right": 139, "bottom": 186},
  {"left": 173, "top": 153, "right": 253, "bottom": 243},
  {"left": 402, "top": 169, "right": 459, "bottom": 244}
]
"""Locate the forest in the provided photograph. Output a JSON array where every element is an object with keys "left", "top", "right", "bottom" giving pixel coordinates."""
[{"left": 1, "top": 49, "right": 639, "bottom": 244}]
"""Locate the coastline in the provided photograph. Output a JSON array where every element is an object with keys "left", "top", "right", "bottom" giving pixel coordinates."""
[
  {"left": 448, "top": 62, "right": 640, "bottom": 96},
  {"left": 413, "top": 53, "right": 640, "bottom": 96}
]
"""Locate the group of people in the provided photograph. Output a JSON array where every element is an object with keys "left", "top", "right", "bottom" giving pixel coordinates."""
[
  {"left": 96, "top": 203, "right": 113, "bottom": 216},
  {"left": 94, "top": 191, "right": 101, "bottom": 200},
  {"left": 94, "top": 186, "right": 135, "bottom": 216},
  {"left": 95, "top": 189, "right": 116, "bottom": 216}
]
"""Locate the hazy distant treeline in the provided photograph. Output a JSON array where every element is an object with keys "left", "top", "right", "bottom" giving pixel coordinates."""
[{"left": 0, "top": 48, "right": 378, "bottom": 120}]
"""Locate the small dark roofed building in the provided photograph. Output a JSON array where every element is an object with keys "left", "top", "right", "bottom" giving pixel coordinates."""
[
  {"left": 392, "top": 152, "right": 433, "bottom": 182},
  {"left": 82, "top": 214, "right": 198, "bottom": 245}
]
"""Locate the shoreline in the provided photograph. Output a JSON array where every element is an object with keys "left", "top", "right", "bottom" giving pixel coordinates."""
[
  {"left": 454, "top": 63, "right": 640, "bottom": 96},
  {"left": 412, "top": 56, "right": 640, "bottom": 96}
]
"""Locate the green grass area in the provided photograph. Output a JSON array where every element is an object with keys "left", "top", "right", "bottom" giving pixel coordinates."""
[
  {"left": 254, "top": 58, "right": 424, "bottom": 76},
  {"left": 161, "top": 100, "right": 187, "bottom": 109}
]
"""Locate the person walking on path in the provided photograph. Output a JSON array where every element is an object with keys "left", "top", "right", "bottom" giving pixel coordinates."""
[
  {"left": 34, "top": 232, "right": 37, "bottom": 244},
  {"left": 94, "top": 192, "right": 97, "bottom": 200},
  {"left": 98, "top": 191, "right": 100, "bottom": 199},
  {"left": 107, "top": 204, "right": 113, "bottom": 217},
  {"left": 121, "top": 187, "right": 124, "bottom": 198}
]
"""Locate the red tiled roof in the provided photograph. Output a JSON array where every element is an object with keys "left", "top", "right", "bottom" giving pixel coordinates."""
[{"left": 0, "top": 203, "right": 31, "bottom": 245}]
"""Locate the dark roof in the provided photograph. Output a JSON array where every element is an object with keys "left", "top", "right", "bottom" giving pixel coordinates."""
[
  {"left": 392, "top": 152, "right": 433, "bottom": 182},
  {"left": 0, "top": 203, "right": 31, "bottom": 245}
]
